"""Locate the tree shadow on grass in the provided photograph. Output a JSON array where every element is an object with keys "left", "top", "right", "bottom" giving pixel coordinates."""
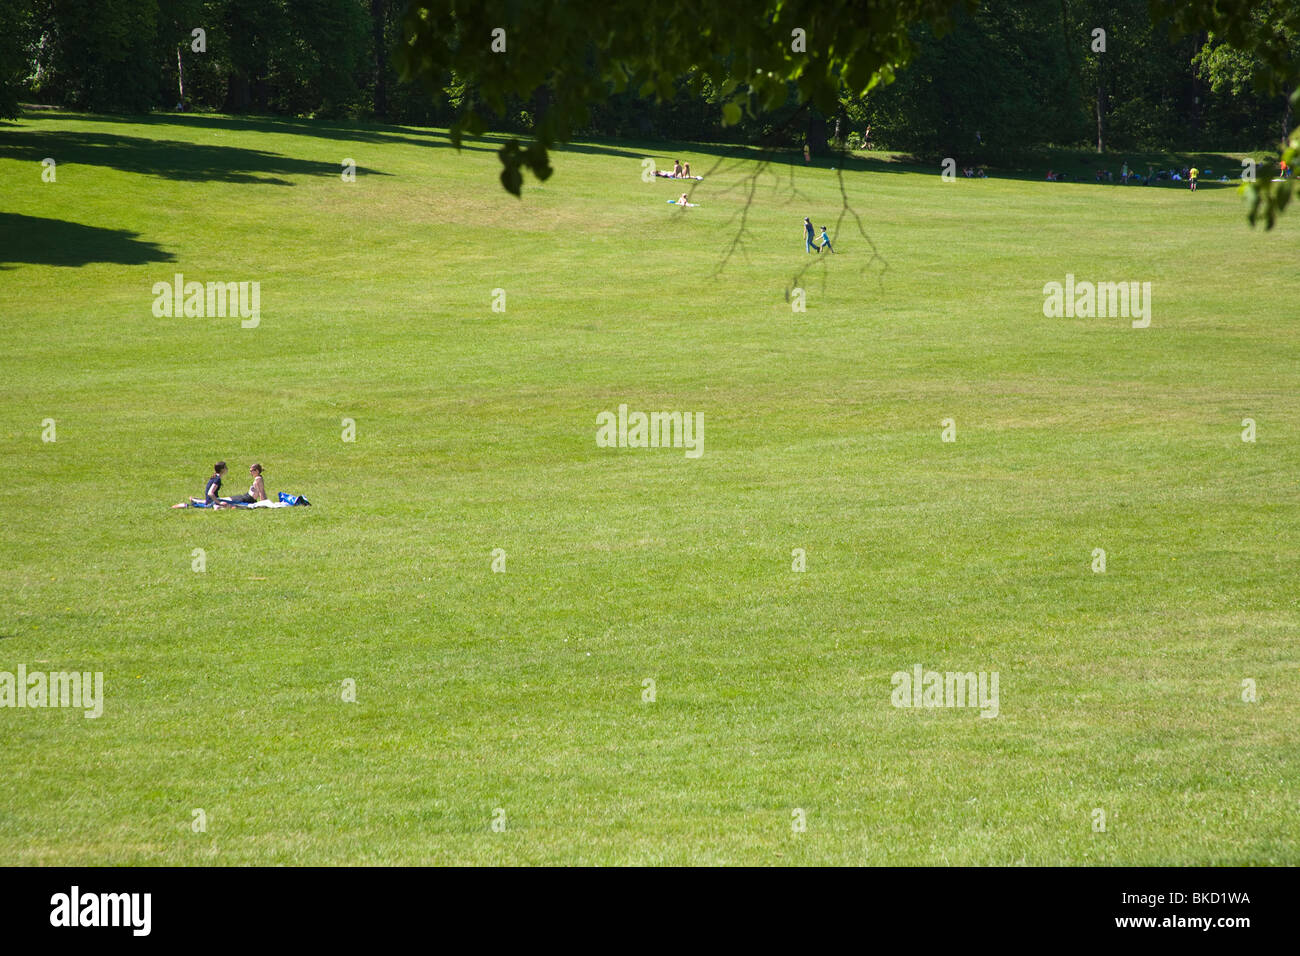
[
  {"left": 73, "top": 110, "right": 498, "bottom": 152},
  {"left": 0, "top": 213, "right": 174, "bottom": 269},
  {"left": 25, "top": 110, "right": 652, "bottom": 160},
  {"left": 0, "top": 128, "right": 385, "bottom": 184}
]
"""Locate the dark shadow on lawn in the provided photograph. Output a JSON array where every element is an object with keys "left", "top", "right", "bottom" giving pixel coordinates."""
[
  {"left": 23, "top": 110, "right": 652, "bottom": 160},
  {"left": 630, "top": 136, "right": 1253, "bottom": 189},
  {"left": 39, "top": 110, "right": 481, "bottom": 153},
  {"left": 11, "top": 111, "right": 1247, "bottom": 193},
  {"left": 0, "top": 213, "right": 174, "bottom": 268},
  {"left": 0, "top": 128, "right": 384, "bottom": 184},
  {"left": 898, "top": 147, "right": 1250, "bottom": 189}
]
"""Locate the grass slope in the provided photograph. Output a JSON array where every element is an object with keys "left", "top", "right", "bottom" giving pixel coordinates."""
[{"left": 0, "top": 111, "right": 1297, "bottom": 865}]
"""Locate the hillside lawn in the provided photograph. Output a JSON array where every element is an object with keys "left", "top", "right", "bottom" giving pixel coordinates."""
[{"left": 0, "top": 111, "right": 1297, "bottom": 864}]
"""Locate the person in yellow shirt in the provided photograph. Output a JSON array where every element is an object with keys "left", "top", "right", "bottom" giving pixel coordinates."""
[{"left": 1189, "top": 166, "right": 1199, "bottom": 191}]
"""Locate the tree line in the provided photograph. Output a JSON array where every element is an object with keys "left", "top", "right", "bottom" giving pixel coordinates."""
[{"left": 3, "top": 0, "right": 1296, "bottom": 223}]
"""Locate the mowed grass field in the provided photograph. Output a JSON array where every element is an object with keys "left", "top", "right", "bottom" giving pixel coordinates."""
[{"left": 1, "top": 111, "right": 1297, "bottom": 865}]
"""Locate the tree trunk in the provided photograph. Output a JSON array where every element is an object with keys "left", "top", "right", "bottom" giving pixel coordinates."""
[
  {"left": 176, "top": 46, "right": 184, "bottom": 108},
  {"left": 372, "top": 0, "right": 386, "bottom": 119},
  {"left": 1094, "top": 43, "right": 1106, "bottom": 153},
  {"left": 1095, "top": 68, "right": 1104, "bottom": 153},
  {"left": 224, "top": 72, "right": 250, "bottom": 112},
  {"left": 532, "top": 84, "right": 550, "bottom": 128},
  {"left": 808, "top": 113, "right": 829, "bottom": 157}
]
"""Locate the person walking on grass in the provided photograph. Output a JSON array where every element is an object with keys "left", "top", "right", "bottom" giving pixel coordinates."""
[
  {"left": 817, "top": 226, "right": 834, "bottom": 253},
  {"left": 1189, "top": 166, "right": 1199, "bottom": 191},
  {"left": 804, "top": 216, "right": 817, "bottom": 254}
]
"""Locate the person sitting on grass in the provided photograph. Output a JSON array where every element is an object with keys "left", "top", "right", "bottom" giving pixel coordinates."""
[
  {"left": 672, "top": 159, "right": 682, "bottom": 178},
  {"left": 224, "top": 463, "right": 267, "bottom": 505},
  {"left": 173, "top": 461, "right": 228, "bottom": 508},
  {"left": 683, "top": 161, "right": 691, "bottom": 178},
  {"left": 817, "top": 226, "right": 834, "bottom": 253}
]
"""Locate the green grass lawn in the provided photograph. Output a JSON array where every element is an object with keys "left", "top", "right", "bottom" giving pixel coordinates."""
[{"left": 1, "top": 110, "right": 1297, "bottom": 865}]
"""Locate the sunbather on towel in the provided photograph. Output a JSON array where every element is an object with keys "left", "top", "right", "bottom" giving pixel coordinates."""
[
  {"left": 656, "top": 168, "right": 703, "bottom": 181},
  {"left": 224, "top": 463, "right": 267, "bottom": 504}
]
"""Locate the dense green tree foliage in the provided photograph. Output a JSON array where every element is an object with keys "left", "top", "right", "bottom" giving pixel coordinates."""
[
  {"left": 3, "top": 0, "right": 1296, "bottom": 221},
  {"left": 0, "top": 0, "right": 34, "bottom": 117}
]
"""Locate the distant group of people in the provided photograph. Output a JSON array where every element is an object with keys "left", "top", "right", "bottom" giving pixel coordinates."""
[
  {"left": 962, "top": 166, "right": 987, "bottom": 178},
  {"left": 1118, "top": 165, "right": 1203, "bottom": 188},
  {"left": 657, "top": 157, "right": 703, "bottom": 206},
  {"left": 1092, "top": 166, "right": 1142, "bottom": 184},
  {"left": 655, "top": 159, "right": 701, "bottom": 180},
  {"left": 802, "top": 217, "right": 834, "bottom": 254},
  {"left": 1041, "top": 162, "right": 1207, "bottom": 189},
  {"left": 173, "top": 461, "right": 266, "bottom": 508}
]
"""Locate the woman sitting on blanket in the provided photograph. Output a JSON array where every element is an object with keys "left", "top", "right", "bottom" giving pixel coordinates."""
[{"left": 224, "top": 463, "right": 267, "bottom": 505}]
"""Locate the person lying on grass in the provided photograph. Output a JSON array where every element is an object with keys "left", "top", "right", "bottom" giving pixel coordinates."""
[{"left": 655, "top": 166, "right": 703, "bottom": 180}]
